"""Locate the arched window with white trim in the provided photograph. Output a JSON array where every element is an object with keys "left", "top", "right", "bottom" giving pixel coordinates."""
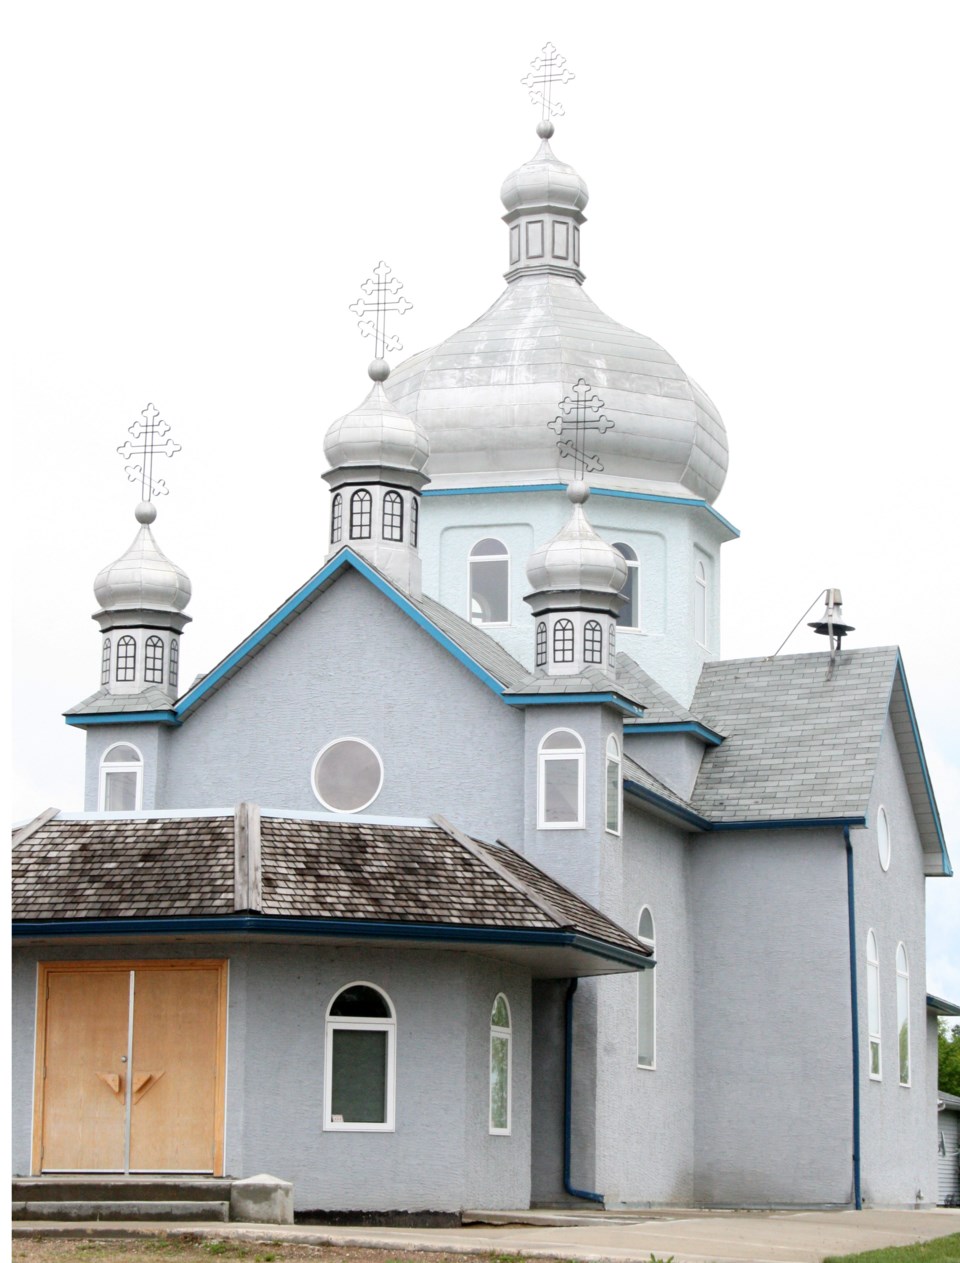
[
  {"left": 169, "top": 637, "right": 180, "bottom": 689},
  {"left": 896, "top": 942, "right": 910, "bottom": 1086},
  {"left": 469, "top": 538, "right": 509, "bottom": 625},
  {"left": 538, "top": 728, "right": 585, "bottom": 828},
  {"left": 382, "top": 491, "right": 403, "bottom": 542},
  {"left": 867, "top": 929, "right": 881, "bottom": 1079},
  {"left": 584, "top": 620, "right": 602, "bottom": 664},
  {"left": 144, "top": 635, "right": 164, "bottom": 684},
  {"left": 489, "top": 993, "right": 512, "bottom": 1134},
  {"left": 350, "top": 489, "right": 372, "bottom": 540},
  {"left": 410, "top": 497, "right": 419, "bottom": 548},
  {"left": 553, "top": 619, "right": 574, "bottom": 663},
  {"left": 637, "top": 907, "right": 656, "bottom": 1068},
  {"left": 324, "top": 982, "right": 396, "bottom": 1131},
  {"left": 99, "top": 743, "right": 143, "bottom": 812},
  {"left": 100, "top": 637, "right": 111, "bottom": 686},
  {"left": 694, "top": 559, "right": 707, "bottom": 647},
  {"left": 614, "top": 543, "right": 639, "bottom": 628},
  {"left": 877, "top": 806, "right": 891, "bottom": 871},
  {"left": 536, "top": 621, "right": 547, "bottom": 668},
  {"left": 116, "top": 635, "right": 136, "bottom": 682},
  {"left": 605, "top": 734, "right": 622, "bottom": 835},
  {"left": 330, "top": 493, "right": 343, "bottom": 545}
]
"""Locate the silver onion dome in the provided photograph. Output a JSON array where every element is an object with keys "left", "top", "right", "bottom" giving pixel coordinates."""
[
  {"left": 324, "top": 378, "right": 429, "bottom": 475},
  {"left": 500, "top": 137, "right": 589, "bottom": 215},
  {"left": 526, "top": 483, "right": 628, "bottom": 595},
  {"left": 94, "top": 503, "right": 192, "bottom": 613}
]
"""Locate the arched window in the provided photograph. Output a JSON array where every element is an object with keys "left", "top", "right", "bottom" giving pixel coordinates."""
[
  {"left": 350, "top": 489, "right": 372, "bottom": 540},
  {"left": 867, "top": 929, "right": 881, "bottom": 1079},
  {"left": 538, "top": 728, "right": 585, "bottom": 828},
  {"left": 877, "top": 805, "right": 891, "bottom": 871},
  {"left": 489, "top": 993, "right": 512, "bottom": 1135},
  {"left": 411, "top": 497, "right": 419, "bottom": 548},
  {"left": 144, "top": 635, "right": 164, "bottom": 684},
  {"left": 695, "top": 559, "right": 707, "bottom": 647},
  {"left": 331, "top": 493, "right": 343, "bottom": 545},
  {"left": 605, "top": 734, "right": 621, "bottom": 835},
  {"left": 608, "top": 624, "right": 616, "bottom": 668},
  {"left": 116, "top": 635, "right": 136, "bottom": 682},
  {"left": 896, "top": 943, "right": 910, "bottom": 1086},
  {"left": 169, "top": 637, "right": 180, "bottom": 689},
  {"left": 382, "top": 491, "right": 403, "bottom": 542},
  {"left": 99, "top": 743, "right": 143, "bottom": 812},
  {"left": 536, "top": 621, "right": 547, "bottom": 668},
  {"left": 469, "top": 538, "right": 509, "bottom": 625},
  {"left": 584, "top": 620, "right": 603, "bottom": 664},
  {"left": 637, "top": 907, "right": 656, "bottom": 1068},
  {"left": 324, "top": 982, "right": 396, "bottom": 1131},
  {"left": 553, "top": 619, "right": 574, "bottom": 663},
  {"left": 614, "top": 543, "right": 640, "bottom": 628},
  {"left": 100, "top": 637, "right": 111, "bottom": 686}
]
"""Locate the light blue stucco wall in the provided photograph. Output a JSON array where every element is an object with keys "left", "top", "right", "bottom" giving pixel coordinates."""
[
  {"left": 420, "top": 489, "right": 730, "bottom": 708},
  {"left": 12, "top": 940, "right": 532, "bottom": 1211},
  {"left": 690, "top": 827, "right": 854, "bottom": 1206},
  {"left": 856, "top": 714, "right": 936, "bottom": 1206}
]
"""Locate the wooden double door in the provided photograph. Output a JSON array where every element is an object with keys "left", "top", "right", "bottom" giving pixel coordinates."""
[{"left": 34, "top": 960, "right": 227, "bottom": 1174}]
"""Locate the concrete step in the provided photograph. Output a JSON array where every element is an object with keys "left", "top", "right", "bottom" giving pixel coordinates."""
[
  {"left": 13, "top": 1178, "right": 232, "bottom": 1203},
  {"left": 13, "top": 1199, "right": 229, "bottom": 1222}
]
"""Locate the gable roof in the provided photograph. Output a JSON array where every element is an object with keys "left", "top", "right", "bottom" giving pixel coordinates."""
[
  {"left": 689, "top": 646, "right": 950, "bottom": 873},
  {"left": 12, "top": 807, "right": 649, "bottom": 976}
]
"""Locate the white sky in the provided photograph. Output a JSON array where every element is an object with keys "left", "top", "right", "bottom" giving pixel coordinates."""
[{"left": 7, "top": 2, "right": 958, "bottom": 998}]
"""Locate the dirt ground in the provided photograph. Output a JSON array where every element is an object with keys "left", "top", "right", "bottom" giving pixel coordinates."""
[{"left": 12, "top": 1239, "right": 551, "bottom": 1263}]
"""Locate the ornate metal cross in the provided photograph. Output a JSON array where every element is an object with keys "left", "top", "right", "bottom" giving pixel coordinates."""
[
  {"left": 521, "top": 42, "right": 575, "bottom": 121},
  {"left": 116, "top": 403, "right": 181, "bottom": 501},
  {"left": 549, "top": 377, "right": 614, "bottom": 476},
  {"left": 349, "top": 261, "right": 413, "bottom": 359}
]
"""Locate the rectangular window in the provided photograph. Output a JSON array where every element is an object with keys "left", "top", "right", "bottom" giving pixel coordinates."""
[
  {"left": 637, "top": 969, "right": 655, "bottom": 1068},
  {"left": 330, "top": 1028, "right": 388, "bottom": 1124},
  {"left": 606, "top": 757, "right": 621, "bottom": 834},
  {"left": 542, "top": 757, "right": 581, "bottom": 826},
  {"left": 490, "top": 1033, "right": 509, "bottom": 1132},
  {"left": 525, "top": 220, "right": 544, "bottom": 259},
  {"left": 551, "top": 221, "right": 569, "bottom": 259},
  {"left": 103, "top": 769, "right": 139, "bottom": 812}
]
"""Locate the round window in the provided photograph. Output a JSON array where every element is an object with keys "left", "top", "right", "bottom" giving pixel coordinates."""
[
  {"left": 312, "top": 738, "right": 383, "bottom": 813},
  {"left": 877, "top": 805, "right": 891, "bottom": 871}
]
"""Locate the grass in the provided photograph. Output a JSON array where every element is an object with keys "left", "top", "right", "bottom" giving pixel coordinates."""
[{"left": 823, "top": 1237, "right": 960, "bottom": 1263}]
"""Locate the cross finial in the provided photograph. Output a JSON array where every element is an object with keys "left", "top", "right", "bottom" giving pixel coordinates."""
[
  {"left": 521, "top": 42, "right": 575, "bottom": 134},
  {"left": 349, "top": 261, "right": 413, "bottom": 369},
  {"left": 116, "top": 403, "right": 181, "bottom": 504},
  {"left": 549, "top": 377, "right": 614, "bottom": 478}
]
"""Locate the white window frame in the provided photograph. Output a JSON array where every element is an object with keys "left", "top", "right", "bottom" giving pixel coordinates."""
[
  {"left": 605, "top": 734, "right": 622, "bottom": 836},
  {"left": 537, "top": 728, "right": 585, "bottom": 830},
  {"left": 311, "top": 737, "right": 384, "bottom": 814},
  {"left": 468, "top": 538, "right": 510, "bottom": 627},
  {"left": 614, "top": 543, "right": 640, "bottom": 630},
  {"left": 323, "top": 981, "right": 396, "bottom": 1132},
  {"left": 98, "top": 741, "right": 143, "bottom": 812},
  {"left": 694, "top": 559, "right": 707, "bottom": 648},
  {"left": 896, "top": 942, "right": 910, "bottom": 1087},
  {"left": 637, "top": 906, "right": 656, "bottom": 1070},
  {"left": 877, "top": 805, "right": 891, "bottom": 871},
  {"left": 867, "top": 928, "right": 882, "bottom": 1080},
  {"left": 489, "top": 993, "right": 512, "bottom": 1135}
]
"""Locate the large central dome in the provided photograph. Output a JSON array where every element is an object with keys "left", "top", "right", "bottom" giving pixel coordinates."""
[{"left": 385, "top": 134, "right": 729, "bottom": 505}]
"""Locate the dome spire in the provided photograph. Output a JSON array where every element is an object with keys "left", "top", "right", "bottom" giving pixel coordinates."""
[
  {"left": 324, "top": 262, "right": 429, "bottom": 596},
  {"left": 92, "top": 404, "right": 192, "bottom": 702}
]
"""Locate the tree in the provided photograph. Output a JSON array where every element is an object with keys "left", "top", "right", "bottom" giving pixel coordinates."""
[{"left": 939, "top": 1021, "right": 960, "bottom": 1096}]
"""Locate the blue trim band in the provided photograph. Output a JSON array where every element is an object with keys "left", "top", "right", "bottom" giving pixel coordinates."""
[
  {"left": 623, "top": 778, "right": 866, "bottom": 834},
  {"left": 895, "top": 654, "right": 952, "bottom": 876},
  {"left": 422, "top": 483, "right": 739, "bottom": 537},
  {"left": 504, "top": 692, "right": 644, "bottom": 717},
  {"left": 11, "top": 915, "right": 648, "bottom": 970},
  {"left": 624, "top": 721, "right": 724, "bottom": 746},
  {"left": 64, "top": 711, "right": 181, "bottom": 728},
  {"left": 623, "top": 779, "right": 712, "bottom": 830}
]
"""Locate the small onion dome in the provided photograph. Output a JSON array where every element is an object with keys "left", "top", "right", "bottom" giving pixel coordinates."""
[
  {"left": 94, "top": 501, "right": 192, "bottom": 613},
  {"left": 526, "top": 483, "right": 627, "bottom": 595},
  {"left": 324, "top": 378, "right": 429, "bottom": 474},
  {"left": 500, "top": 138, "right": 589, "bottom": 215}
]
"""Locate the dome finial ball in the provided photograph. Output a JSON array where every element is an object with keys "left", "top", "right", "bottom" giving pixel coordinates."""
[
  {"left": 567, "top": 480, "right": 589, "bottom": 505},
  {"left": 368, "top": 358, "right": 390, "bottom": 382},
  {"left": 536, "top": 119, "right": 555, "bottom": 140},
  {"left": 135, "top": 501, "right": 157, "bottom": 524}
]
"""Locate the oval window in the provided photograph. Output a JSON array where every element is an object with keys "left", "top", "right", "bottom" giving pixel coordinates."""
[
  {"left": 312, "top": 739, "right": 384, "bottom": 813},
  {"left": 877, "top": 806, "right": 891, "bottom": 871}
]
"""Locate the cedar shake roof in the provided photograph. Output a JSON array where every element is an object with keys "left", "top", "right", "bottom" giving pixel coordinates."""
[{"left": 12, "top": 809, "right": 648, "bottom": 965}]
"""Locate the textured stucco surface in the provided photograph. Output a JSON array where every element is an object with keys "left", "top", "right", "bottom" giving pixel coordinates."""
[
  {"left": 856, "top": 715, "right": 935, "bottom": 1206},
  {"left": 624, "top": 731, "right": 706, "bottom": 802},
  {"left": 690, "top": 828, "right": 853, "bottom": 1206},
  {"left": 12, "top": 940, "right": 532, "bottom": 1211}
]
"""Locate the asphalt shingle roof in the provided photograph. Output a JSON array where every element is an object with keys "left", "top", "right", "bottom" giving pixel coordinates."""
[
  {"left": 622, "top": 754, "right": 696, "bottom": 816},
  {"left": 65, "top": 686, "right": 175, "bottom": 716},
  {"left": 690, "top": 647, "right": 898, "bottom": 822}
]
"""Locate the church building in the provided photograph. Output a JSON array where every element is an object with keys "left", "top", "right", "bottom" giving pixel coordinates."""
[{"left": 12, "top": 57, "right": 953, "bottom": 1215}]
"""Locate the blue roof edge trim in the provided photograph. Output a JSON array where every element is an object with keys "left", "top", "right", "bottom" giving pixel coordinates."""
[
  {"left": 174, "top": 550, "right": 507, "bottom": 721},
  {"left": 422, "top": 483, "right": 740, "bottom": 537},
  {"left": 11, "top": 915, "right": 647, "bottom": 970},
  {"left": 623, "top": 777, "right": 867, "bottom": 835},
  {"left": 624, "top": 721, "right": 724, "bottom": 746},
  {"left": 64, "top": 711, "right": 181, "bottom": 728},
  {"left": 895, "top": 653, "right": 952, "bottom": 877},
  {"left": 504, "top": 693, "right": 645, "bottom": 717}
]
